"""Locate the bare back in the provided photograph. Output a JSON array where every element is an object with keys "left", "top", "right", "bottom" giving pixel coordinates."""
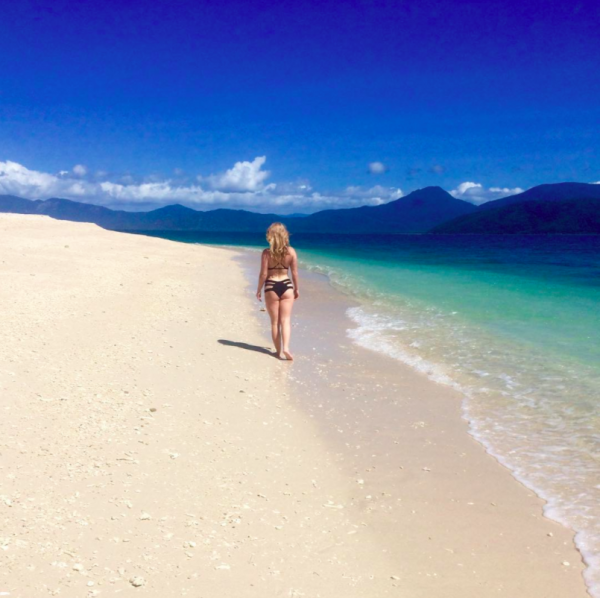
[{"left": 265, "top": 248, "right": 293, "bottom": 280}]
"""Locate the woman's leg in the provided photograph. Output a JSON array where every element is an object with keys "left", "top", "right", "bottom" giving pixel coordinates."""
[
  {"left": 264, "top": 291, "right": 282, "bottom": 356},
  {"left": 278, "top": 291, "right": 295, "bottom": 360}
]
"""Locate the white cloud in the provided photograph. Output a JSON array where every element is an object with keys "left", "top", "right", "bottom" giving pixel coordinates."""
[
  {"left": 0, "top": 158, "right": 404, "bottom": 213},
  {"left": 368, "top": 161, "right": 387, "bottom": 175},
  {"left": 453, "top": 181, "right": 482, "bottom": 196},
  {"left": 592, "top": 181, "right": 600, "bottom": 184},
  {"left": 0, "top": 160, "right": 62, "bottom": 197},
  {"left": 489, "top": 186, "right": 524, "bottom": 194},
  {"left": 200, "top": 156, "right": 270, "bottom": 192},
  {"left": 343, "top": 185, "right": 402, "bottom": 205},
  {"left": 450, "top": 181, "right": 524, "bottom": 205},
  {"left": 72, "top": 164, "right": 88, "bottom": 176}
]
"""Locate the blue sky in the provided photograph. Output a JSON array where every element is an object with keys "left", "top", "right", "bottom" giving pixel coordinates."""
[{"left": 0, "top": 0, "right": 598, "bottom": 212}]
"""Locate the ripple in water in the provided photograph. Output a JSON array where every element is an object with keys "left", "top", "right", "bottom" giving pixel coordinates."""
[{"left": 347, "top": 301, "right": 600, "bottom": 596}]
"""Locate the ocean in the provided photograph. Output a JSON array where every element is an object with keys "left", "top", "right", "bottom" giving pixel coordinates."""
[{"left": 138, "top": 230, "right": 600, "bottom": 595}]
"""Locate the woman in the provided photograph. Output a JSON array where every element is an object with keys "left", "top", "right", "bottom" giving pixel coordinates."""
[{"left": 256, "top": 222, "right": 299, "bottom": 360}]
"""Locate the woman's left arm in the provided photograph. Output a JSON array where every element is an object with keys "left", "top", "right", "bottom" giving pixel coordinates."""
[{"left": 256, "top": 250, "right": 269, "bottom": 301}]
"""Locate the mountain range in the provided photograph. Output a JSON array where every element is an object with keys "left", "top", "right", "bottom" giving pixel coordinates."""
[
  {"left": 0, "top": 186, "right": 477, "bottom": 234},
  {"left": 431, "top": 183, "right": 600, "bottom": 234},
  {"left": 1, "top": 182, "right": 599, "bottom": 234}
]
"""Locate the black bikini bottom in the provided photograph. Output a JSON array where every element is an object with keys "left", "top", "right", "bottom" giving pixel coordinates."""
[{"left": 265, "top": 278, "right": 293, "bottom": 298}]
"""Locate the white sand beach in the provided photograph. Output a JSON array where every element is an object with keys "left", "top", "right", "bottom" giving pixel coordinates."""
[{"left": 0, "top": 214, "right": 590, "bottom": 597}]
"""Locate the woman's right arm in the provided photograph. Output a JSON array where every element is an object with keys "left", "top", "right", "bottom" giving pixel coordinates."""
[{"left": 290, "top": 248, "right": 300, "bottom": 299}]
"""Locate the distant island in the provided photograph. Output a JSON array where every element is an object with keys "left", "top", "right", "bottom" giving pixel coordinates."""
[
  {"left": 432, "top": 183, "right": 600, "bottom": 234},
  {"left": 1, "top": 182, "right": 599, "bottom": 235}
]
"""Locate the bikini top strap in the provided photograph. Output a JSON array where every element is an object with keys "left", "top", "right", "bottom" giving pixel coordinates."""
[{"left": 268, "top": 248, "right": 288, "bottom": 270}]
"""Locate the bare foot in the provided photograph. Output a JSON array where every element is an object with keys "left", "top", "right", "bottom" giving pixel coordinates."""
[{"left": 282, "top": 350, "right": 294, "bottom": 361}]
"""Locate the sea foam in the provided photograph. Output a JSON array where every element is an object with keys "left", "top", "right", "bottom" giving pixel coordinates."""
[{"left": 345, "top": 301, "right": 600, "bottom": 597}]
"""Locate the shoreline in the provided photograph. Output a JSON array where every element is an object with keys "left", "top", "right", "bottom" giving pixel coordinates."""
[
  {"left": 236, "top": 246, "right": 592, "bottom": 596},
  {"left": 0, "top": 215, "right": 591, "bottom": 597},
  {"left": 277, "top": 251, "right": 600, "bottom": 593}
]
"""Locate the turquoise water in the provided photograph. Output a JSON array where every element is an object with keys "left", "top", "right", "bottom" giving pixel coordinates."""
[{"left": 137, "top": 231, "right": 600, "bottom": 594}]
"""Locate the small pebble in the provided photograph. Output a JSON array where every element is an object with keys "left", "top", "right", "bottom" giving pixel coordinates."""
[{"left": 130, "top": 576, "right": 146, "bottom": 587}]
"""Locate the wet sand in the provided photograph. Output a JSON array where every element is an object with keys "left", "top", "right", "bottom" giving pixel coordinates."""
[
  {"left": 0, "top": 214, "right": 590, "bottom": 597},
  {"left": 240, "top": 249, "right": 592, "bottom": 597}
]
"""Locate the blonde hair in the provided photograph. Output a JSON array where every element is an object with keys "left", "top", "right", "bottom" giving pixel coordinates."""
[{"left": 266, "top": 222, "right": 290, "bottom": 259}]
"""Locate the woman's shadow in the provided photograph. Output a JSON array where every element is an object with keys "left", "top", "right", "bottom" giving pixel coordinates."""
[{"left": 218, "top": 339, "right": 277, "bottom": 358}]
